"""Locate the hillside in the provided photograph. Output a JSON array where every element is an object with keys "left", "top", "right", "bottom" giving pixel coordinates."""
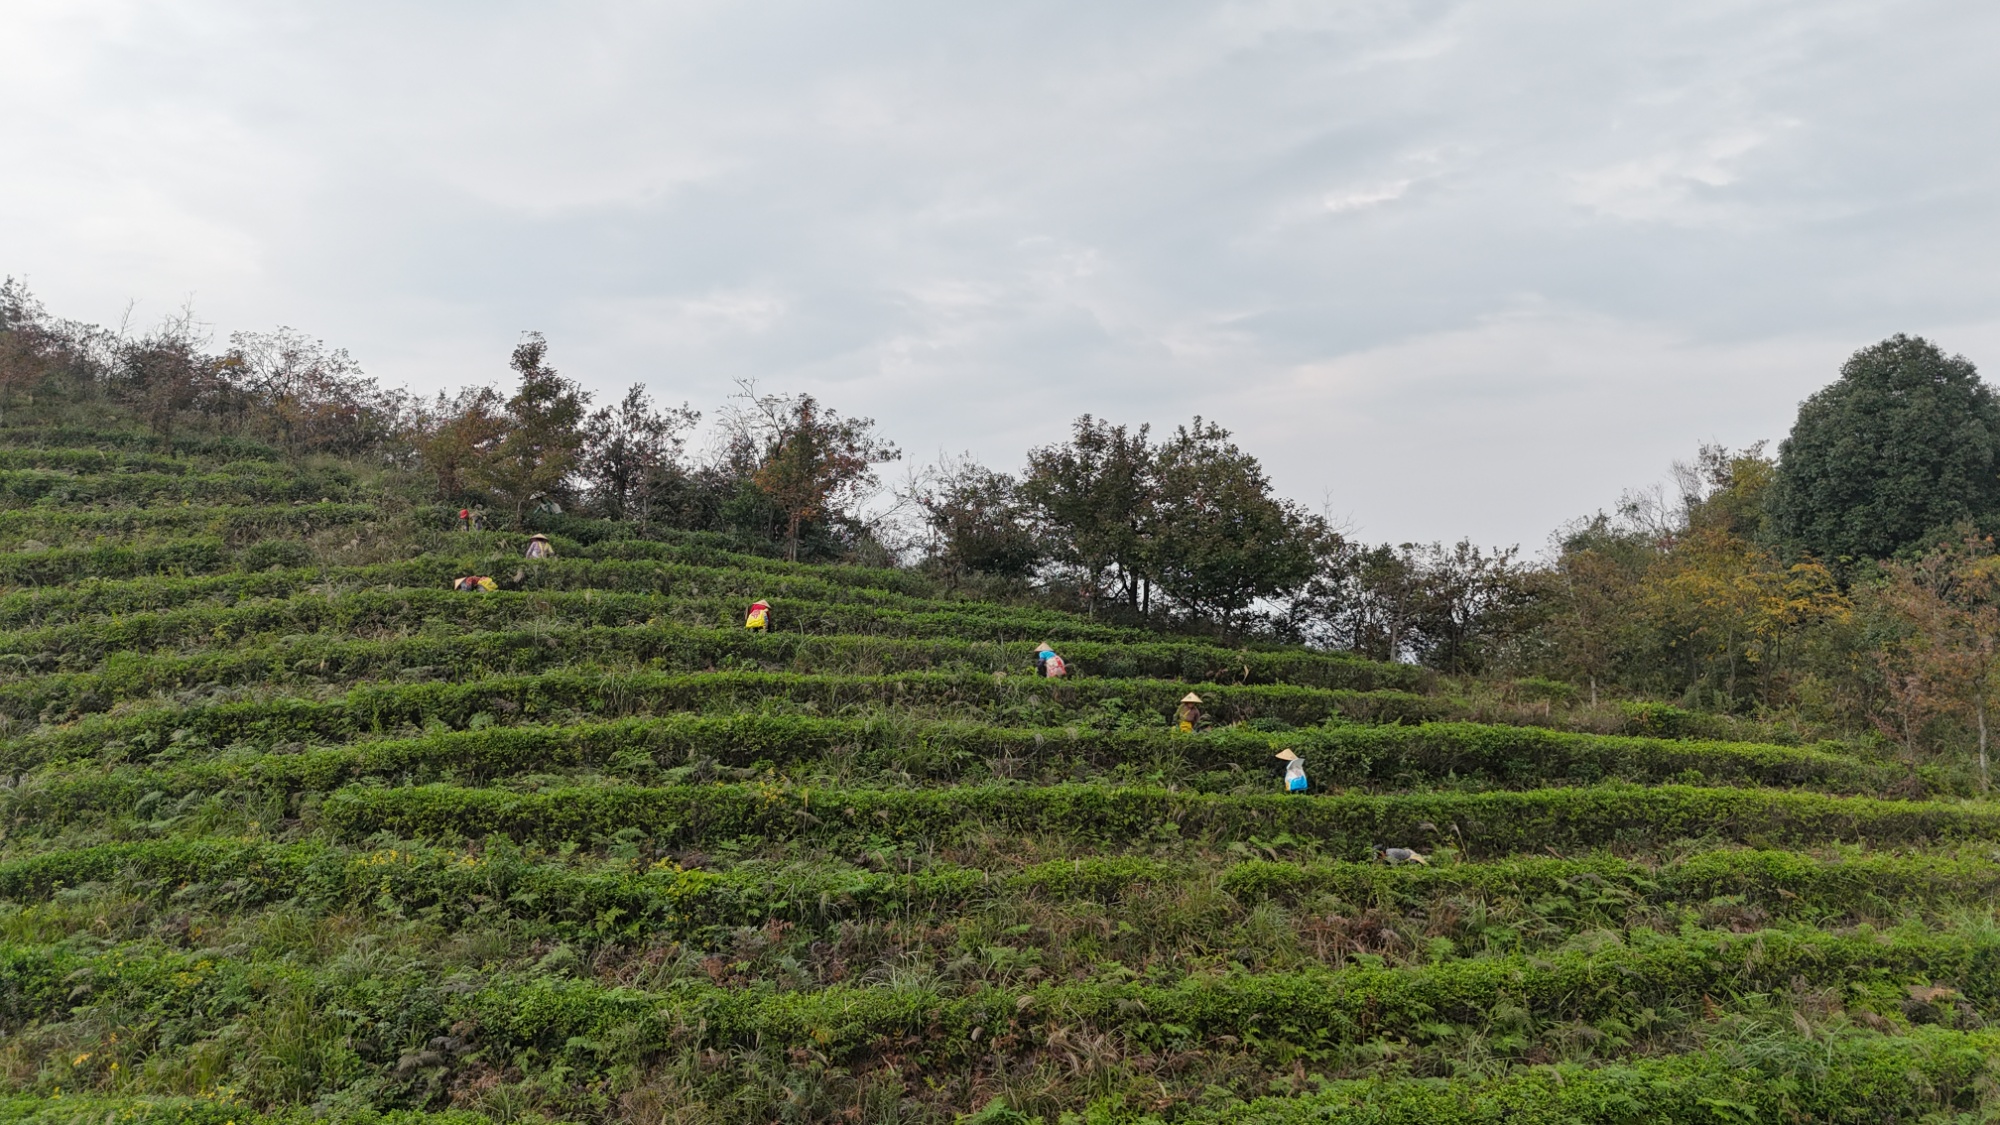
[{"left": 0, "top": 424, "right": 1995, "bottom": 1125}]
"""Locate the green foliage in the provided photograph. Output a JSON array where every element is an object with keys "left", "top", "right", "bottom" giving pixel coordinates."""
[
  {"left": 913, "top": 454, "right": 1043, "bottom": 581},
  {"left": 319, "top": 781, "right": 2000, "bottom": 857},
  {"left": 1021, "top": 415, "right": 1153, "bottom": 608},
  {"left": 467, "top": 334, "right": 590, "bottom": 529},
  {"left": 1147, "top": 418, "right": 1321, "bottom": 628},
  {"left": 735, "top": 390, "right": 898, "bottom": 562},
  {"left": 1171, "top": 1025, "right": 2000, "bottom": 1124},
  {"left": 0, "top": 671, "right": 1440, "bottom": 758},
  {"left": 0, "top": 1096, "right": 503, "bottom": 1125},
  {"left": 1771, "top": 334, "right": 2000, "bottom": 562}
]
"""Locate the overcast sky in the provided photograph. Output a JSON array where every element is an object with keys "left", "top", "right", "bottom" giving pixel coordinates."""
[{"left": 6, "top": 1, "right": 1998, "bottom": 548}]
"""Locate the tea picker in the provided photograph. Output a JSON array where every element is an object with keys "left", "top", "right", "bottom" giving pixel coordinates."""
[
  {"left": 1275, "top": 748, "right": 1308, "bottom": 793},
  {"left": 524, "top": 534, "right": 556, "bottom": 559},
  {"left": 745, "top": 600, "right": 770, "bottom": 631},
  {"left": 1034, "top": 643, "right": 1068, "bottom": 678},
  {"left": 452, "top": 575, "right": 498, "bottom": 592},
  {"left": 1176, "top": 693, "right": 1203, "bottom": 732},
  {"left": 1375, "top": 845, "right": 1430, "bottom": 866}
]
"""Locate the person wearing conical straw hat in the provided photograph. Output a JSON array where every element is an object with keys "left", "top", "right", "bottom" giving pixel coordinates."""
[
  {"left": 745, "top": 600, "right": 770, "bottom": 631},
  {"left": 1275, "top": 748, "right": 1308, "bottom": 793},
  {"left": 1034, "top": 642, "right": 1068, "bottom": 678},
  {"left": 524, "top": 533, "right": 556, "bottom": 559},
  {"left": 1176, "top": 692, "right": 1203, "bottom": 733}
]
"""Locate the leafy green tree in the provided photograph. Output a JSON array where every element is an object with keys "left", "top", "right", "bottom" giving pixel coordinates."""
[
  {"left": 1020, "top": 416, "right": 1154, "bottom": 612},
  {"left": 1530, "top": 514, "right": 1658, "bottom": 704},
  {"left": 1403, "top": 541, "right": 1542, "bottom": 675},
  {"left": 1770, "top": 335, "right": 2000, "bottom": 563},
  {"left": 0, "top": 280, "right": 59, "bottom": 420},
  {"left": 1523, "top": 444, "right": 1853, "bottom": 710},
  {"left": 1287, "top": 539, "right": 1422, "bottom": 661},
  {"left": 1291, "top": 538, "right": 1539, "bottom": 673},
  {"left": 468, "top": 333, "right": 590, "bottom": 529},
  {"left": 1147, "top": 418, "right": 1320, "bottom": 630},
  {"left": 912, "top": 454, "right": 1043, "bottom": 584},
  {"left": 414, "top": 386, "right": 507, "bottom": 501},
  {"left": 579, "top": 384, "right": 700, "bottom": 530}
]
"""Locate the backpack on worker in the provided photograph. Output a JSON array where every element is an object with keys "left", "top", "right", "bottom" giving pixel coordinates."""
[{"left": 1043, "top": 653, "right": 1067, "bottom": 677}]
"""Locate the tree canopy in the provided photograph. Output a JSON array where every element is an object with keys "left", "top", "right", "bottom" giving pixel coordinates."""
[
  {"left": 1147, "top": 418, "right": 1321, "bottom": 629},
  {"left": 1770, "top": 335, "right": 2000, "bottom": 563},
  {"left": 468, "top": 333, "right": 590, "bottom": 529},
  {"left": 730, "top": 389, "right": 898, "bottom": 562},
  {"left": 1020, "top": 416, "right": 1153, "bottom": 609}
]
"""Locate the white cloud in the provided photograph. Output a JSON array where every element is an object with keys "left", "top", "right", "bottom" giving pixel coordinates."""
[
  {"left": 1324, "top": 181, "right": 1414, "bottom": 214},
  {"left": 1571, "top": 126, "right": 1792, "bottom": 225}
]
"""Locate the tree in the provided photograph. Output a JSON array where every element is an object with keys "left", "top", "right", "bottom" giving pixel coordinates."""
[
  {"left": 1643, "top": 524, "right": 1849, "bottom": 708},
  {"left": 0, "top": 280, "right": 57, "bottom": 420},
  {"left": 580, "top": 385, "right": 699, "bottom": 530},
  {"left": 1676, "top": 441, "right": 1773, "bottom": 541},
  {"left": 1147, "top": 418, "right": 1320, "bottom": 630},
  {"left": 1522, "top": 444, "right": 1853, "bottom": 709},
  {"left": 413, "top": 386, "right": 508, "bottom": 501},
  {"left": 1020, "top": 416, "right": 1155, "bottom": 612},
  {"left": 728, "top": 387, "right": 898, "bottom": 562},
  {"left": 1535, "top": 516, "right": 1653, "bottom": 705},
  {"left": 1770, "top": 335, "right": 2000, "bottom": 563},
  {"left": 1290, "top": 538, "right": 1540, "bottom": 672},
  {"left": 1288, "top": 539, "right": 1423, "bottom": 661},
  {"left": 912, "top": 454, "right": 1043, "bottom": 584},
  {"left": 225, "top": 327, "right": 404, "bottom": 456},
  {"left": 96, "top": 304, "right": 236, "bottom": 443},
  {"left": 1402, "top": 541, "right": 1541, "bottom": 675},
  {"left": 467, "top": 333, "right": 590, "bottom": 529},
  {"left": 1874, "top": 530, "right": 2000, "bottom": 788}
]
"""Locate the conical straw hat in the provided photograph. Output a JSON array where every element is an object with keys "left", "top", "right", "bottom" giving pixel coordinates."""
[
  {"left": 1274, "top": 748, "right": 1298, "bottom": 761},
  {"left": 1180, "top": 692, "right": 1203, "bottom": 704}
]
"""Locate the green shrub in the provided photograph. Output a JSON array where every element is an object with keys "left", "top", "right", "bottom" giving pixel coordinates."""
[
  {"left": 0, "top": 717, "right": 1906, "bottom": 833},
  {"left": 0, "top": 606, "right": 1417, "bottom": 692},
  {"left": 0, "top": 428, "right": 281, "bottom": 460},
  {"left": 0, "top": 671, "right": 1441, "bottom": 753},
  {"left": 0, "top": 502, "right": 374, "bottom": 551},
  {"left": 11, "top": 922, "right": 2000, "bottom": 1068},
  {"left": 11, "top": 841, "right": 1995, "bottom": 938},
  {"left": 0, "top": 538, "right": 229, "bottom": 586},
  {"left": 317, "top": 781, "right": 2000, "bottom": 857},
  {"left": 1166, "top": 1025, "right": 2000, "bottom": 1125},
  {"left": 0, "top": 466, "right": 356, "bottom": 507},
  {"left": 238, "top": 540, "right": 315, "bottom": 571}
]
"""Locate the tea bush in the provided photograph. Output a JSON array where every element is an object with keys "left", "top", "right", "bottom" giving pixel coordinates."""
[{"left": 0, "top": 425, "right": 1990, "bottom": 1123}]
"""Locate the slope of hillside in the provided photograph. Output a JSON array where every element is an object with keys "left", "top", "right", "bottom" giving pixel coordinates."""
[{"left": 0, "top": 426, "right": 1994, "bottom": 1125}]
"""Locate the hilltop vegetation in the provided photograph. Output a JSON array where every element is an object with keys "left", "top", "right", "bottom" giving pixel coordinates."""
[{"left": 5, "top": 285, "right": 2000, "bottom": 1122}]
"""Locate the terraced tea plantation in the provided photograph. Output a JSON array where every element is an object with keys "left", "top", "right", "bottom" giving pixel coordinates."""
[{"left": 4, "top": 426, "right": 2000, "bottom": 1125}]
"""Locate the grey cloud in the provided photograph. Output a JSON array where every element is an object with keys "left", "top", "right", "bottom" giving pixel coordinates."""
[{"left": 5, "top": 0, "right": 1998, "bottom": 545}]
